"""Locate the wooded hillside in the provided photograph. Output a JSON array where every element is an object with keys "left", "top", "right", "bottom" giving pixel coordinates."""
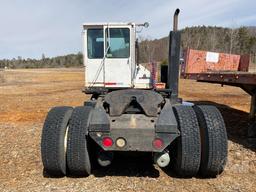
[
  {"left": 1, "top": 26, "right": 255, "bottom": 68},
  {"left": 139, "top": 26, "right": 256, "bottom": 64}
]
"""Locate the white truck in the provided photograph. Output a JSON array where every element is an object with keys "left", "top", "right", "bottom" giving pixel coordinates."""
[{"left": 41, "top": 9, "right": 228, "bottom": 178}]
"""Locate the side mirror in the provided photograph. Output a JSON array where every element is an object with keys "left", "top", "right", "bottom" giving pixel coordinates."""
[{"left": 144, "top": 22, "right": 149, "bottom": 28}]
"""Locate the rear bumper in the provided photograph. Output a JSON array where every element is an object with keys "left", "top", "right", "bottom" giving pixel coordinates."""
[
  {"left": 88, "top": 107, "right": 179, "bottom": 152},
  {"left": 86, "top": 89, "right": 180, "bottom": 152},
  {"left": 89, "top": 130, "right": 178, "bottom": 152}
]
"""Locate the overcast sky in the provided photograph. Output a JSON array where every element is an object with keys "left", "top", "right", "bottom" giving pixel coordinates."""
[{"left": 0, "top": 0, "right": 255, "bottom": 59}]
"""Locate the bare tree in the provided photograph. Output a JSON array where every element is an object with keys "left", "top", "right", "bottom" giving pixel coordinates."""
[
  {"left": 210, "top": 27, "right": 217, "bottom": 51},
  {"left": 229, "top": 28, "right": 236, "bottom": 54},
  {"left": 138, "top": 36, "right": 156, "bottom": 63}
]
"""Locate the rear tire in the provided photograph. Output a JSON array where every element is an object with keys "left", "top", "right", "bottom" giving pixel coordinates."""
[
  {"left": 172, "top": 105, "right": 201, "bottom": 177},
  {"left": 41, "top": 106, "right": 73, "bottom": 176},
  {"left": 194, "top": 105, "right": 228, "bottom": 177},
  {"left": 67, "top": 106, "right": 93, "bottom": 176}
]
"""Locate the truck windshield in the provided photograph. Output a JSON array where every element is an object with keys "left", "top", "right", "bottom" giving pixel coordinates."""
[
  {"left": 106, "top": 28, "right": 130, "bottom": 58},
  {"left": 87, "top": 28, "right": 104, "bottom": 59}
]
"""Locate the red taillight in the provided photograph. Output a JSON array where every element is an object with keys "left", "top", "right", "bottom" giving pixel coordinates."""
[
  {"left": 102, "top": 137, "right": 113, "bottom": 148},
  {"left": 153, "top": 138, "right": 164, "bottom": 149}
]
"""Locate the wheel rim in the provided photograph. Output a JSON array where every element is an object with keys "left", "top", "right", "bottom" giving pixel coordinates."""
[{"left": 64, "top": 125, "right": 69, "bottom": 155}]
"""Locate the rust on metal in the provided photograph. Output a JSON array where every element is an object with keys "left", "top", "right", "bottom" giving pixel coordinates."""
[
  {"left": 182, "top": 72, "right": 256, "bottom": 86},
  {"left": 182, "top": 49, "right": 249, "bottom": 74},
  {"left": 181, "top": 48, "right": 255, "bottom": 86}
]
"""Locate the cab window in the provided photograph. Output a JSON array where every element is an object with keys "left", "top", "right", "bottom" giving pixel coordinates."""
[
  {"left": 106, "top": 28, "right": 130, "bottom": 58},
  {"left": 87, "top": 29, "right": 104, "bottom": 59}
]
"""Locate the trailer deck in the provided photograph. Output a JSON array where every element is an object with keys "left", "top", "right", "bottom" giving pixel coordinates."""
[
  {"left": 181, "top": 49, "right": 256, "bottom": 138},
  {"left": 182, "top": 72, "right": 256, "bottom": 86}
]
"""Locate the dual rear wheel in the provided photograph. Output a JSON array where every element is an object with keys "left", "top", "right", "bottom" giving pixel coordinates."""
[
  {"left": 172, "top": 105, "right": 228, "bottom": 177},
  {"left": 41, "top": 106, "right": 92, "bottom": 177},
  {"left": 41, "top": 104, "right": 228, "bottom": 178}
]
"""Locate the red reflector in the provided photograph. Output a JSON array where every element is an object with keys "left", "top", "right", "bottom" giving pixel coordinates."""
[
  {"left": 153, "top": 138, "right": 164, "bottom": 149},
  {"left": 104, "top": 82, "right": 117, "bottom": 86},
  {"left": 102, "top": 137, "right": 113, "bottom": 147}
]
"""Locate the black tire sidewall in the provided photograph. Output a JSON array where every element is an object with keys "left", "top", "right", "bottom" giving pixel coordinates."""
[
  {"left": 67, "top": 106, "right": 93, "bottom": 176},
  {"left": 194, "top": 105, "right": 228, "bottom": 177},
  {"left": 41, "top": 106, "right": 73, "bottom": 176},
  {"left": 172, "top": 105, "right": 201, "bottom": 177}
]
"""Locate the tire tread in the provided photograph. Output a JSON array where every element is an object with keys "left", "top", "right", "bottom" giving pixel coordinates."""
[
  {"left": 41, "top": 106, "right": 73, "bottom": 176},
  {"left": 172, "top": 105, "right": 201, "bottom": 177},
  {"left": 67, "top": 106, "right": 92, "bottom": 176},
  {"left": 194, "top": 105, "right": 228, "bottom": 177}
]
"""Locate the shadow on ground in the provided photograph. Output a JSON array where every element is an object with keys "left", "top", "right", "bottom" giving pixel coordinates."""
[
  {"left": 91, "top": 101, "right": 256, "bottom": 178},
  {"left": 192, "top": 101, "right": 256, "bottom": 152},
  {"left": 92, "top": 152, "right": 159, "bottom": 178},
  {"left": 43, "top": 101, "right": 256, "bottom": 179}
]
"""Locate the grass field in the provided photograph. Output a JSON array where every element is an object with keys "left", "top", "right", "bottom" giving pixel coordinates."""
[{"left": 0, "top": 68, "right": 255, "bottom": 192}]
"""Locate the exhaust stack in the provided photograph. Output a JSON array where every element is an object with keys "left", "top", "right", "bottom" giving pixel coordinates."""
[
  {"left": 173, "top": 8, "right": 180, "bottom": 31},
  {"left": 168, "top": 8, "right": 181, "bottom": 103}
]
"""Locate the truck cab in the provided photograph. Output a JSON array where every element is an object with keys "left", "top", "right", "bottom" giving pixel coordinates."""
[{"left": 83, "top": 23, "right": 151, "bottom": 90}]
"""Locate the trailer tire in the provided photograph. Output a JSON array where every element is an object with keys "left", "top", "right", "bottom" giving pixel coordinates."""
[
  {"left": 172, "top": 105, "right": 201, "bottom": 177},
  {"left": 194, "top": 105, "right": 228, "bottom": 177},
  {"left": 41, "top": 106, "right": 73, "bottom": 176},
  {"left": 67, "top": 106, "right": 93, "bottom": 176}
]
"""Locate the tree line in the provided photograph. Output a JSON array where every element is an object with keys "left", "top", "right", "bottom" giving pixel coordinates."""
[
  {"left": 139, "top": 26, "right": 256, "bottom": 64},
  {"left": 0, "top": 26, "right": 255, "bottom": 69},
  {"left": 0, "top": 53, "right": 83, "bottom": 69}
]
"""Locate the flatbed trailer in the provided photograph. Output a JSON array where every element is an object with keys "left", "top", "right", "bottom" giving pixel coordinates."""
[{"left": 181, "top": 49, "right": 256, "bottom": 139}]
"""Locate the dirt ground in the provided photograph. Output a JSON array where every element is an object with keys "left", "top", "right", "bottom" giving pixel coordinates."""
[{"left": 0, "top": 68, "right": 255, "bottom": 192}]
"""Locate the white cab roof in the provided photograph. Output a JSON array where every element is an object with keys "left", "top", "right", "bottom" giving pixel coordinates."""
[{"left": 83, "top": 22, "right": 135, "bottom": 27}]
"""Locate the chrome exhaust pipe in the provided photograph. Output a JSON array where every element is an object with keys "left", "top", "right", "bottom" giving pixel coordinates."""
[{"left": 173, "top": 8, "right": 180, "bottom": 32}]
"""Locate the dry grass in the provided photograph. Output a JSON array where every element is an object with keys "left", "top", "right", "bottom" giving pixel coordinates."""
[
  {"left": 0, "top": 70, "right": 5, "bottom": 83},
  {"left": 0, "top": 68, "right": 255, "bottom": 192}
]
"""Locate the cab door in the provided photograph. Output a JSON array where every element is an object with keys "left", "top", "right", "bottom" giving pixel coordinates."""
[
  {"left": 104, "top": 27, "right": 132, "bottom": 88},
  {"left": 84, "top": 26, "right": 105, "bottom": 87}
]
